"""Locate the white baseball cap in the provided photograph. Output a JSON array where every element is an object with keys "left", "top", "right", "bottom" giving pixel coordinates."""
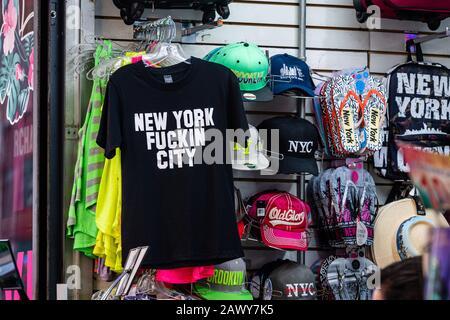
[{"left": 232, "top": 125, "right": 270, "bottom": 171}]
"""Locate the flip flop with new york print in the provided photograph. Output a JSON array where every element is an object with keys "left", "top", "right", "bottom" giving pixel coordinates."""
[{"left": 331, "top": 76, "right": 361, "bottom": 155}]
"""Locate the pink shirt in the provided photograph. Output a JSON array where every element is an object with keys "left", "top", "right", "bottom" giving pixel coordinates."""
[{"left": 156, "top": 266, "right": 215, "bottom": 284}]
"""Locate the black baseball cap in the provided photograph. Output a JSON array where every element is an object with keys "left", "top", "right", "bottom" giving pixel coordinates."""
[
  {"left": 265, "top": 262, "right": 317, "bottom": 300},
  {"left": 258, "top": 116, "right": 320, "bottom": 176},
  {"left": 250, "top": 259, "right": 290, "bottom": 300}
]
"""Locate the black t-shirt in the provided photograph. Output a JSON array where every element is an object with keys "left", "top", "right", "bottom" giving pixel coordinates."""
[{"left": 97, "top": 57, "right": 248, "bottom": 269}]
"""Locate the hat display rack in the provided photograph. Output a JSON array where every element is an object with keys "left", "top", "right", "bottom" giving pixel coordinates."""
[
  {"left": 240, "top": 4, "right": 331, "bottom": 258},
  {"left": 245, "top": 5, "right": 373, "bottom": 300},
  {"left": 236, "top": 5, "right": 338, "bottom": 261},
  {"left": 295, "top": 2, "right": 312, "bottom": 264},
  {"left": 133, "top": 16, "right": 177, "bottom": 43},
  {"left": 132, "top": 16, "right": 224, "bottom": 44},
  {"left": 405, "top": 26, "right": 450, "bottom": 47}
]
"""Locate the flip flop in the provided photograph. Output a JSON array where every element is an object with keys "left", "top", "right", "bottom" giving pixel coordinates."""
[
  {"left": 327, "top": 258, "right": 350, "bottom": 300},
  {"left": 335, "top": 168, "right": 378, "bottom": 247},
  {"left": 361, "top": 77, "right": 387, "bottom": 154},
  {"left": 320, "top": 169, "right": 338, "bottom": 247},
  {"left": 332, "top": 76, "right": 362, "bottom": 155},
  {"left": 319, "top": 256, "right": 338, "bottom": 300},
  {"left": 323, "top": 80, "right": 342, "bottom": 157},
  {"left": 314, "top": 83, "right": 331, "bottom": 157},
  {"left": 358, "top": 171, "right": 378, "bottom": 246},
  {"left": 331, "top": 167, "right": 357, "bottom": 246},
  {"left": 314, "top": 173, "right": 331, "bottom": 241}
]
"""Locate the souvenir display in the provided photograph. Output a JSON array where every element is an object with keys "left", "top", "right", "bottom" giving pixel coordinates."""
[{"left": 28, "top": 1, "right": 450, "bottom": 303}]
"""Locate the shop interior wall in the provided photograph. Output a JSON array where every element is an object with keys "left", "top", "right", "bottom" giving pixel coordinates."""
[{"left": 64, "top": 0, "right": 450, "bottom": 297}]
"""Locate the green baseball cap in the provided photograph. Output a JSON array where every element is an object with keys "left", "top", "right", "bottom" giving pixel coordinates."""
[
  {"left": 203, "top": 47, "right": 223, "bottom": 61},
  {"left": 207, "top": 43, "right": 242, "bottom": 64},
  {"left": 210, "top": 42, "right": 273, "bottom": 102},
  {"left": 194, "top": 258, "right": 253, "bottom": 300}
]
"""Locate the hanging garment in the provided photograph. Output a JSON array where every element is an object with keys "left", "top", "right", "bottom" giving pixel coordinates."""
[
  {"left": 94, "top": 53, "right": 245, "bottom": 277},
  {"left": 97, "top": 57, "right": 248, "bottom": 268},
  {"left": 67, "top": 42, "right": 113, "bottom": 257},
  {"left": 156, "top": 266, "right": 215, "bottom": 285},
  {"left": 94, "top": 149, "right": 123, "bottom": 273}
]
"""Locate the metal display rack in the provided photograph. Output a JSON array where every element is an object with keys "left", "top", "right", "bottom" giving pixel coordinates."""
[
  {"left": 241, "top": 1, "right": 335, "bottom": 262},
  {"left": 296, "top": 0, "right": 308, "bottom": 266}
]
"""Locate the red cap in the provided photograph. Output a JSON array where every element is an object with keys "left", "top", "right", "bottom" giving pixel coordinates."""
[{"left": 249, "top": 191, "right": 310, "bottom": 251}]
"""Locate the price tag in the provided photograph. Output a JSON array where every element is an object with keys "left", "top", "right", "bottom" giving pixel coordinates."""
[
  {"left": 256, "top": 200, "right": 266, "bottom": 218},
  {"left": 356, "top": 221, "right": 368, "bottom": 246}
]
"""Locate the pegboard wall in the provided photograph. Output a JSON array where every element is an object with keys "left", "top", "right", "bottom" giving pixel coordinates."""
[{"left": 65, "top": 0, "right": 450, "bottom": 286}]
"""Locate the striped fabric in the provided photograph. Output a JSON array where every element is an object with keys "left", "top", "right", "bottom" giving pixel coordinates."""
[{"left": 67, "top": 42, "right": 113, "bottom": 257}]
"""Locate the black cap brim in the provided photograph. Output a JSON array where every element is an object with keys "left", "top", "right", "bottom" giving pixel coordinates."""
[
  {"left": 272, "top": 155, "right": 319, "bottom": 176},
  {"left": 242, "top": 85, "right": 273, "bottom": 102}
]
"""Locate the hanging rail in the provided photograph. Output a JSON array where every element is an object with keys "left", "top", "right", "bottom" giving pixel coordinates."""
[
  {"left": 133, "top": 16, "right": 177, "bottom": 42},
  {"left": 133, "top": 16, "right": 224, "bottom": 42},
  {"left": 411, "top": 26, "right": 450, "bottom": 45}
]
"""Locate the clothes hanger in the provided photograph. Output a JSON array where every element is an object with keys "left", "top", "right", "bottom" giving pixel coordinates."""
[
  {"left": 72, "top": 36, "right": 128, "bottom": 80},
  {"left": 84, "top": 16, "right": 190, "bottom": 80},
  {"left": 86, "top": 16, "right": 189, "bottom": 80},
  {"left": 154, "top": 282, "right": 198, "bottom": 300},
  {"left": 137, "top": 18, "right": 173, "bottom": 66},
  {"left": 85, "top": 33, "right": 147, "bottom": 80},
  {"left": 139, "top": 16, "right": 190, "bottom": 67},
  {"left": 134, "top": 268, "right": 199, "bottom": 300}
]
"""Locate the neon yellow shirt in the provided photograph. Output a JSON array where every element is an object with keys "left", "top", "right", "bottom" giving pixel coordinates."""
[{"left": 93, "top": 149, "right": 123, "bottom": 273}]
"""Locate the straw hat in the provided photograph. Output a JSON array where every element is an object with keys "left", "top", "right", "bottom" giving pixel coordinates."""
[{"left": 371, "top": 198, "right": 449, "bottom": 269}]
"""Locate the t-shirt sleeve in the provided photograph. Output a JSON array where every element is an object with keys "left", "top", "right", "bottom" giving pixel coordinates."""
[
  {"left": 227, "top": 71, "right": 249, "bottom": 132},
  {"left": 97, "top": 80, "right": 122, "bottom": 159}
]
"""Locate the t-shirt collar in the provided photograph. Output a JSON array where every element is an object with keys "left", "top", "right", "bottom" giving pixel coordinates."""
[{"left": 135, "top": 56, "right": 199, "bottom": 91}]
